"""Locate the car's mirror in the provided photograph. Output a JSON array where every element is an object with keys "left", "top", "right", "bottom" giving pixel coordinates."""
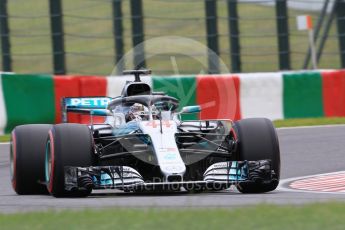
[{"left": 180, "top": 105, "right": 201, "bottom": 114}]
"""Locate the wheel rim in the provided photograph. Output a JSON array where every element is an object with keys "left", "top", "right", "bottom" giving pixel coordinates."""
[{"left": 45, "top": 140, "right": 52, "bottom": 184}]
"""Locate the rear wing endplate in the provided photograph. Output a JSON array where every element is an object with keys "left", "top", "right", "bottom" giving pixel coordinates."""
[{"left": 61, "top": 97, "right": 112, "bottom": 123}]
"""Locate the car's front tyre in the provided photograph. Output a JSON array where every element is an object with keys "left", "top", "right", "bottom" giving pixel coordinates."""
[
  {"left": 45, "top": 124, "right": 94, "bottom": 197},
  {"left": 233, "top": 118, "right": 280, "bottom": 193}
]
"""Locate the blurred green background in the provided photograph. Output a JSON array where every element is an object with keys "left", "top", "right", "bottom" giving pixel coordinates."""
[{"left": 3, "top": 0, "right": 341, "bottom": 75}]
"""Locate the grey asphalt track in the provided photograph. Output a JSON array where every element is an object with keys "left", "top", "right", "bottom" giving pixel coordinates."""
[{"left": 1, "top": 125, "right": 345, "bottom": 213}]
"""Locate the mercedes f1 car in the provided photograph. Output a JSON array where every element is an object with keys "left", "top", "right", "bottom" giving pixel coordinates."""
[{"left": 10, "top": 69, "right": 280, "bottom": 197}]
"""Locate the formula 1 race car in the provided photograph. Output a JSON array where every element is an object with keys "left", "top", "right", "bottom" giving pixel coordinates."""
[{"left": 10, "top": 69, "right": 280, "bottom": 197}]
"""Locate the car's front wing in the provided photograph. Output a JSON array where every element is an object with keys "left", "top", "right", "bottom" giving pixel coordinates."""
[{"left": 64, "top": 160, "right": 277, "bottom": 192}]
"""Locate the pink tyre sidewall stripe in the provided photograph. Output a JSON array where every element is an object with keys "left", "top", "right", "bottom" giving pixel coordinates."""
[
  {"left": 11, "top": 131, "right": 17, "bottom": 191},
  {"left": 48, "top": 130, "right": 55, "bottom": 194}
]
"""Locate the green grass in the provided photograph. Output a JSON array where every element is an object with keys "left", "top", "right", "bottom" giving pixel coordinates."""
[
  {"left": 274, "top": 117, "right": 345, "bottom": 128},
  {"left": 0, "top": 134, "right": 10, "bottom": 142},
  {"left": 5, "top": 1, "right": 340, "bottom": 75},
  {"left": 1, "top": 203, "right": 345, "bottom": 230}
]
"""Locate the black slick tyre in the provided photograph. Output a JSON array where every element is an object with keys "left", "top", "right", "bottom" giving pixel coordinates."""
[
  {"left": 233, "top": 118, "right": 280, "bottom": 193},
  {"left": 45, "top": 123, "right": 94, "bottom": 197},
  {"left": 10, "top": 124, "right": 52, "bottom": 195}
]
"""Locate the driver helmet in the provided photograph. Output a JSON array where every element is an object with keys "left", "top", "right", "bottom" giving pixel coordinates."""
[{"left": 126, "top": 103, "right": 147, "bottom": 122}]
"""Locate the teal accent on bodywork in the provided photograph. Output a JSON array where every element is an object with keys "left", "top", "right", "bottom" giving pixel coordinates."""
[
  {"left": 180, "top": 105, "right": 201, "bottom": 114},
  {"left": 90, "top": 109, "right": 110, "bottom": 116},
  {"left": 229, "top": 161, "right": 248, "bottom": 181},
  {"left": 93, "top": 173, "right": 113, "bottom": 186}
]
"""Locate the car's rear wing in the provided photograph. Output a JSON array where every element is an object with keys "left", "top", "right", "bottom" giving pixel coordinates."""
[{"left": 61, "top": 97, "right": 112, "bottom": 123}]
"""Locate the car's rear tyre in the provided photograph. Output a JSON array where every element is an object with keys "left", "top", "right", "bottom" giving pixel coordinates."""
[
  {"left": 11, "top": 124, "right": 52, "bottom": 195},
  {"left": 233, "top": 118, "right": 280, "bottom": 193},
  {"left": 46, "top": 124, "right": 94, "bottom": 197}
]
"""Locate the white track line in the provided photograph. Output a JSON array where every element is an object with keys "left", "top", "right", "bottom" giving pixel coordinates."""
[{"left": 277, "top": 124, "right": 345, "bottom": 130}]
